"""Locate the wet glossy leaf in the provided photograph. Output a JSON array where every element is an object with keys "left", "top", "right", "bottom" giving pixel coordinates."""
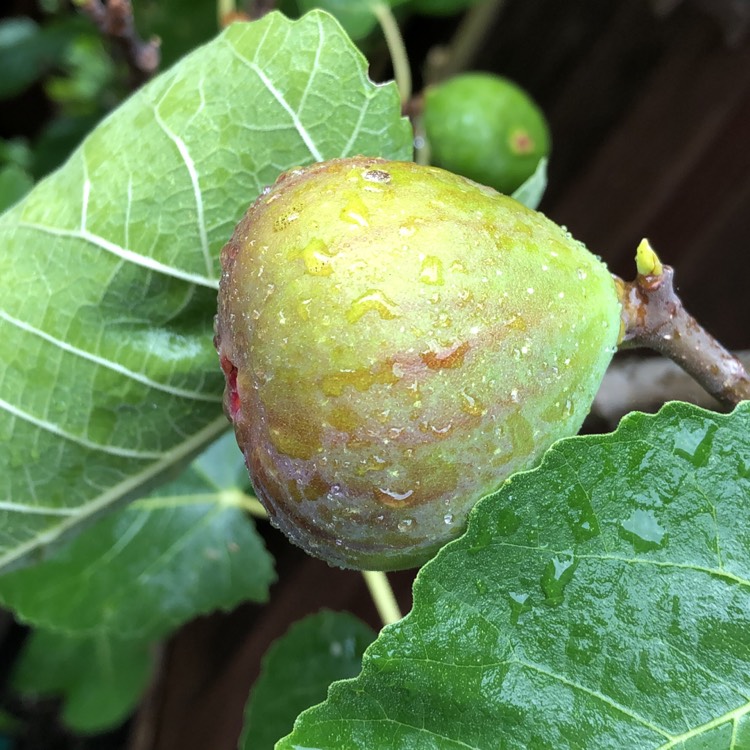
[
  {"left": 280, "top": 402, "right": 750, "bottom": 749},
  {"left": 12, "top": 629, "right": 153, "bottom": 734},
  {"left": 0, "top": 11, "right": 411, "bottom": 575},
  {"left": 0, "top": 433, "right": 274, "bottom": 638},
  {"left": 241, "top": 611, "right": 375, "bottom": 750}
]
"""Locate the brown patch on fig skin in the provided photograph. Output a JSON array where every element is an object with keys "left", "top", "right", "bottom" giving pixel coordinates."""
[{"left": 420, "top": 341, "right": 470, "bottom": 370}]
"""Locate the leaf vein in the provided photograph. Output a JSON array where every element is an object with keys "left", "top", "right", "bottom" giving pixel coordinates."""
[
  {"left": 15, "top": 222, "right": 219, "bottom": 289},
  {"left": 0, "top": 309, "right": 222, "bottom": 403},
  {"left": 513, "top": 658, "right": 671, "bottom": 738},
  {"left": 0, "top": 397, "right": 164, "bottom": 460}
]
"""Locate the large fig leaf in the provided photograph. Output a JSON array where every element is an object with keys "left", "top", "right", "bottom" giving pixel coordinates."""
[
  {"left": 0, "top": 11, "right": 412, "bottom": 573},
  {"left": 0, "top": 433, "right": 274, "bottom": 638},
  {"left": 12, "top": 629, "right": 153, "bottom": 734},
  {"left": 280, "top": 402, "right": 750, "bottom": 749},
  {"left": 241, "top": 611, "right": 375, "bottom": 750}
]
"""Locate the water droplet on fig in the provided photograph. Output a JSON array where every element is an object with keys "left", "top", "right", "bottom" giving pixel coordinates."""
[{"left": 347, "top": 290, "right": 400, "bottom": 323}]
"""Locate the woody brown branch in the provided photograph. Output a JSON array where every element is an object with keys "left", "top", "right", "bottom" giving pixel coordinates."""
[
  {"left": 79, "top": 0, "right": 160, "bottom": 86},
  {"left": 618, "top": 266, "right": 750, "bottom": 407}
]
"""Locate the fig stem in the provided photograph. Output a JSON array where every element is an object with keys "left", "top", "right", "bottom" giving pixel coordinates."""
[
  {"left": 361, "top": 570, "right": 402, "bottom": 626},
  {"left": 372, "top": 2, "right": 412, "bottom": 105},
  {"left": 592, "top": 351, "right": 750, "bottom": 426},
  {"left": 618, "top": 239, "right": 750, "bottom": 407},
  {"left": 242, "top": 496, "right": 269, "bottom": 519},
  {"left": 75, "top": 0, "right": 160, "bottom": 86}
]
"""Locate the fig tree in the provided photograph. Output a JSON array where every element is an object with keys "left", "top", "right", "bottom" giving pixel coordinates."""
[
  {"left": 215, "top": 157, "right": 621, "bottom": 570},
  {"left": 423, "top": 72, "right": 551, "bottom": 194}
]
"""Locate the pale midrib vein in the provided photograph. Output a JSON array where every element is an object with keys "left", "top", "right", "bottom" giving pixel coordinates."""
[
  {"left": 225, "top": 42, "right": 324, "bottom": 162},
  {"left": 0, "top": 309, "right": 221, "bottom": 404},
  {"left": 15, "top": 221, "right": 219, "bottom": 290},
  {"left": 514, "top": 658, "right": 671, "bottom": 739},
  {"left": 658, "top": 700, "right": 750, "bottom": 748},
  {"left": 0, "top": 396, "right": 163, "bottom": 460},
  {"left": 0, "top": 414, "right": 229, "bottom": 572},
  {"left": 150, "top": 103, "right": 214, "bottom": 280}
]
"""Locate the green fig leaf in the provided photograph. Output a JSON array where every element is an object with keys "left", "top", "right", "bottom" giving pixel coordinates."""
[
  {"left": 0, "top": 10, "right": 412, "bottom": 574},
  {"left": 510, "top": 156, "right": 547, "bottom": 210},
  {"left": 0, "top": 433, "right": 275, "bottom": 638},
  {"left": 12, "top": 628, "right": 153, "bottom": 734},
  {"left": 241, "top": 611, "right": 375, "bottom": 750},
  {"left": 0, "top": 165, "right": 33, "bottom": 213},
  {"left": 280, "top": 402, "right": 750, "bottom": 749}
]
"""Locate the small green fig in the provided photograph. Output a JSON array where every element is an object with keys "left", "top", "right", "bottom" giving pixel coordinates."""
[
  {"left": 423, "top": 72, "right": 551, "bottom": 194},
  {"left": 215, "top": 157, "right": 621, "bottom": 571}
]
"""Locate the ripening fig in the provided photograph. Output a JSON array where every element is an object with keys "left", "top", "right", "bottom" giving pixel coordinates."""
[
  {"left": 215, "top": 157, "right": 621, "bottom": 571},
  {"left": 423, "top": 72, "right": 551, "bottom": 194}
]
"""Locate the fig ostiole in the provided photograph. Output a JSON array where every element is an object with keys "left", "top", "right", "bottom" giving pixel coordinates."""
[{"left": 215, "top": 157, "right": 621, "bottom": 571}]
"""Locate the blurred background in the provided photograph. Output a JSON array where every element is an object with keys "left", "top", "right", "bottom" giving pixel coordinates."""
[{"left": 1, "top": 0, "right": 748, "bottom": 748}]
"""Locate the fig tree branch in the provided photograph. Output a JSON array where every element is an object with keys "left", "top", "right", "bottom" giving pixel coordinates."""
[
  {"left": 592, "top": 350, "right": 750, "bottom": 427},
  {"left": 76, "top": 0, "right": 160, "bottom": 86},
  {"left": 617, "top": 239, "right": 750, "bottom": 408}
]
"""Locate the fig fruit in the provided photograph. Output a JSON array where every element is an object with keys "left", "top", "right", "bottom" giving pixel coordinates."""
[
  {"left": 216, "top": 157, "right": 621, "bottom": 571},
  {"left": 423, "top": 72, "right": 551, "bottom": 194}
]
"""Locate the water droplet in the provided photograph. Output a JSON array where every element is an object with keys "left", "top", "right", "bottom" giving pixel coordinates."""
[
  {"left": 510, "top": 388, "right": 520, "bottom": 403},
  {"left": 673, "top": 423, "right": 717, "bottom": 468},
  {"left": 335, "top": 538, "right": 343, "bottom": 546},
  {"left": 495, "top": 506, "right": 521, "bottom": 536},
  {"left": 397, "top": 518, "right": 414, "bottom": 532},
  {"left": 421, "top": 341, "right": 470, "bottom": 370},
  {"left": 419, "top": 255, "right": 444, "bottom": 285},
  {"left": 619, "top": 509, "right": 667, "bottom": 551},
  {"left": 540, "top": 554, "right": 577, "bottom": 606},
  {"left": 399, "top": 224, "right": 416, "bottom": 237},
  {"left": 443, "top": 513, "right": 454, "bottom": 525},
  {"left": 375, "top": 487, "right": 414, "bottom": 507},
  {"left": 475, "top": 579, "right": 487, "bottom": 595},
  {"left": 321, "top": 362, "right": 399, "bottom": 396},
  {"left": 341, "top": 195, "right": 370, "bottom": 226},
  {"left": 347, "top": 290, "right": 400, "bottom": 323},
  {"left": 508, "top": 591, "right": 531, "bottom": 624},
  {"left": 300, "top": 238, "right": 337, "bottom": 276},
  {"left": 577, "top": 268, "right": 588, "bottom": 280},
  {"left": 460, "top": 391, "right": 484, "bottom": 417}
]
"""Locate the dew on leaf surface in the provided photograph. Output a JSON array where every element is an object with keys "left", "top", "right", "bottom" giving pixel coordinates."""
[
  {"left": 540, "top": 554, "right": 578, "bottom": 606},
  {"left": 619, "top": 508, "right": 667, "bottom": 551}
]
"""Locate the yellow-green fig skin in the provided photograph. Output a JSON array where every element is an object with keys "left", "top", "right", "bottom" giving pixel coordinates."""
[{"left": 215, "top": 157, "right": 621, "bottom": 571}]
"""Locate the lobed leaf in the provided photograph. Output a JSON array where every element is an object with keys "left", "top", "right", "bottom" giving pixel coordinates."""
[
  {"left": 241, "top": 611, "right": 375, "bottom": 750},
  {"left": 280, "top": 402, "right": 750, "bottom": 749},
  {"left": 12, "top": 628, "right": 153, "bottom": 734},
  {"left": 0, "top": 10, "right": 412, "bottom": 574},
  {"left": 0, "top": 433, "right": 274, "bottom": 638}
]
